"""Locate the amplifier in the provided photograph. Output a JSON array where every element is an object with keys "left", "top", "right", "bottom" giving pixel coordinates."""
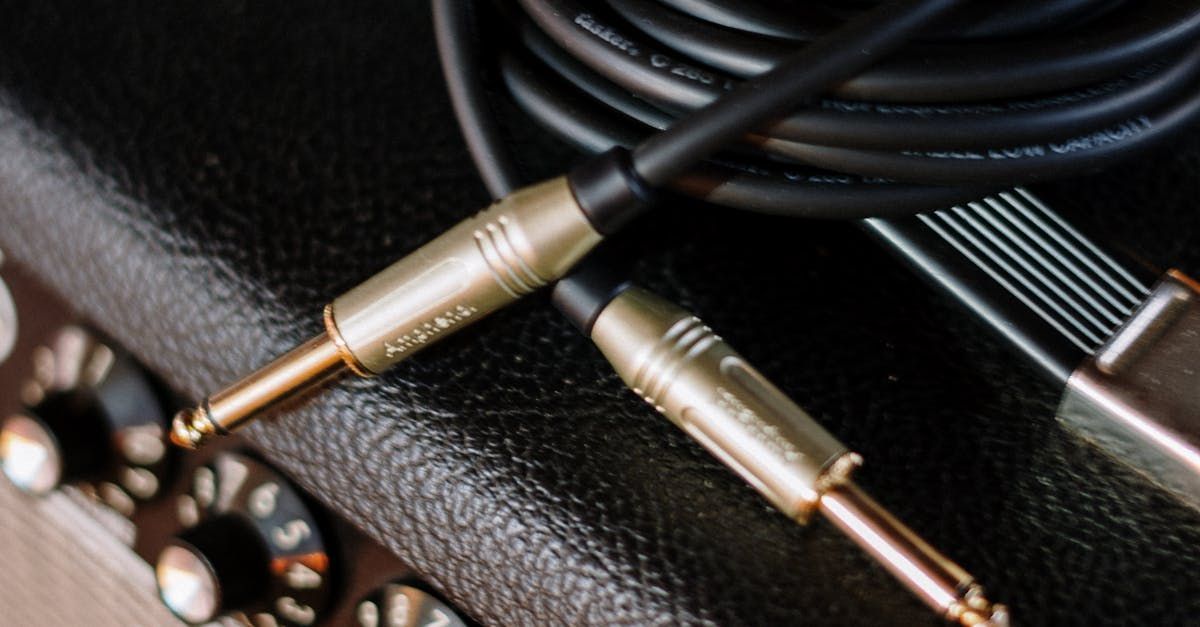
[
  {"left": 2, "top": 2, "right": 1200, "bottom": 625},
  {"left": 0, "top": 260, "right": 472, "bottom": 626}
]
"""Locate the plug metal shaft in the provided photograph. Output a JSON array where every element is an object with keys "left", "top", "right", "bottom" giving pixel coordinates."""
[{"left": 173, "top": 176, "right": 602, "bottom": 448}]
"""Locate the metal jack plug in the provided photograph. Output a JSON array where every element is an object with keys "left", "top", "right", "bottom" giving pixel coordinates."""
[
  {"left": 588, "top": 286, "right": 1008, "bottom": 626},
  {"left": 172, "top": 176, "right": 605, "bottom": 448}
]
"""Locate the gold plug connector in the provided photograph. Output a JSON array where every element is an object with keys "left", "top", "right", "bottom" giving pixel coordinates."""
[
  {"left": 172, "top": 176, "right": 604, "bottom": 448},
  {"left": 590, "top": 287, "right": 1007, "bottom": 626}
]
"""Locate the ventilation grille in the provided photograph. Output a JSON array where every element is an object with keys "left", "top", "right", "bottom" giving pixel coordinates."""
[
  {"left": 918, "top": 188, "right": 1151, "bottom": 354},
  {"left": 0, "top": 481, "right": 185, "bottom": 626}
]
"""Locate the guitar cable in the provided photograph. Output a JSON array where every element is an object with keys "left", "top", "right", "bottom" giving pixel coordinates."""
[
  {"left": 555, "top": 268, "right": 1010, "bottom": 627},
  {"left": 164, "top": 7, "right": 1200, "bottom": 620},
  {"left": 453, "top": 0, "right": 1200, "bottom": 510},
  {"left": 172, "top": 0, "right": 1200, "bottom": 515},
  {"left": 470, "top": 0, "right": 1200, "bottom": 508},
  {"left": 171, "top": 0, "right": 970, "bottom": 447},
  {"left": 433, "top": 5, "right": 1008, "bottom": 622},
  {"left": 162, "top": 1, "right": 1200, "bottom": 621},
  {"left": 170, "top": 0, "right": 1200, "bottom": 445},
  {"left": 498, "top": 0, "right": 1200, "bottom": 215}
]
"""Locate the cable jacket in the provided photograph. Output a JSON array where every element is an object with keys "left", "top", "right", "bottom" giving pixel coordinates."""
[{"left": 495, "top": 0, "right": 1200, "bottom": 216}]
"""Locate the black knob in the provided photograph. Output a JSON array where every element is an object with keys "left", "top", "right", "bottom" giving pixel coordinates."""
[
  {"left": 156, "top": 514, "right": 271, "bottom": 623},
  {"left": 160, "top": 452, "right": 334, "bottom": 625},
  {"left": 1, "top": 390, "right": 108, "bottom": 494},
  {"left": 0, "top": 327, "right": 171, "bottom": 500}
]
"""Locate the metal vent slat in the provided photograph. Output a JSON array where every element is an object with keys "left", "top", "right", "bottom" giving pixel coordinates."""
[
  {"left": 986, "top": 193, "right": 1140, "bottom": 319},
  {"left": 972, "top": 199, "right": 1125, "bottom": 328},
  {"left": 1009, "top": 189, "right": 1150, "bottom": 303},
  {"left": 920, "top": 188, "right": 1152, "bottom": 354},
  {"left": 955, "top": 203, "right": 1117, "bottom": 338},
  {"left": 922, "top": 212, "right": 1103, "bottom": 351}
]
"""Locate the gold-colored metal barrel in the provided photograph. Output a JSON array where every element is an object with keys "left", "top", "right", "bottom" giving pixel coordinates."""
[
  {"left": 330, "top": 176, "right": 602, "bottom": 374},
  {"left": 591, "top": 286, "right": 854, "bottom": 522}
]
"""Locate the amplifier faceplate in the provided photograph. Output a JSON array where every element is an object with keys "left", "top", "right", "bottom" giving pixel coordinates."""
[{"left": 0, "top": 259, "right": 473, "bottom": 627}]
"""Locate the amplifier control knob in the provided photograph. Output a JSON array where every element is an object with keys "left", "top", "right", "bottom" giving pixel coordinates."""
[
  {"left": 0, "top": 260, "right": 16, "bottom": 365},
  {"left": 355, "top": 583, "right": 470, "bottom": 627},
  {"left": 0, "top": 327, "right": 171, "bottom": 500},
  {"left": 157, "top": 514, "right": 271, "bottom": 624},
  {"left": 158, "top": 452, "right": 333, "bottom": 625}
]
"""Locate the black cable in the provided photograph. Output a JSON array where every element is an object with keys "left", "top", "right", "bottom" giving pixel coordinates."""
[
  {"left": 499, "top": 47, "right": 985, "bottom": 217},
  {"left": 434, "top": 0, "right": 1200, "bottom": 328},
  {"left": 433, "top": 0, "right": 630, "bottom": 332},
  {"left": 433, "top": 0, "right": 970, "bottom": 335},
  {"left": 433, "top": 0, "right": 1200, "bottom": 363},
  {"left": 433, "top": 0, "right": 521, "bottom": 199},
  {"left": 554, "top": 0, "right": 970, "bottom": 231},
  {"left": 593, "top": 0, "right": 1197, "bottom": 101},
  {"left": 618, "top": 0, "right": 966, "bottom": 187},
  {"left": 488, "top": 0, "right": 1200, "bottom": 216}
]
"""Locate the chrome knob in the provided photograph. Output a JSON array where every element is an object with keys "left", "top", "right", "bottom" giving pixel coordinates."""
[
  {"left": 0, "top": 412, "right": 62, "bottom": 494},
  {"left": 156, "top": 514, "right": 270, "bottom": 624},
  {"left": 356, "top": 583, "right": 469, "bottom": 627},
  {"left": 0, "top": 270, "right": 16, "bottom": 365},
  {"left": 156, "top": 542, "right": 222, "bottom": 624}
]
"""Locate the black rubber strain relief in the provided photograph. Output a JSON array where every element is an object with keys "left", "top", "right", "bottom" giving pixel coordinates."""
[
  {"left": 567, "top": 146, "right": 655, "bottom": 235},
  {"left": 552, "top": 260, "right": 631, "bottom": 335}
]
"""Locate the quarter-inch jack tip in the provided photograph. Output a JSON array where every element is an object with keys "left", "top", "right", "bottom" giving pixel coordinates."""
[
  {"left": 952, "top": 585, "right": 1009, "bottom": 627},
  {"left": 170, "top": 407, "right": 213, "bottom": 450}
]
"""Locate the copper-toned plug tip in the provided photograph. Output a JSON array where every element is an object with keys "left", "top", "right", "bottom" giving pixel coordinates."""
[
  {"left": 951, "top": 585, "right": 1008, "bottom": 626},
  {"left": 170, "top": 407, "right": 215, "bottom": 450}
]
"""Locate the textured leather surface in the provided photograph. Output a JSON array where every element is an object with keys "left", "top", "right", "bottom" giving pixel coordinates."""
[{"left": 1, "top": 2, "right": 1200, "bottom": 625}]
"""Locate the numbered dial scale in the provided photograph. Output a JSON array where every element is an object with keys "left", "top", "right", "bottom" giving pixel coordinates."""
[
  {"left": 0, "top": 265, "right": 474, "bottom": 626},
  {"left": 157, "top": 452, "right": 333, "bottom": 625},
  {"left": 356, "top": 583, "right": 468, "bottom": 627}
]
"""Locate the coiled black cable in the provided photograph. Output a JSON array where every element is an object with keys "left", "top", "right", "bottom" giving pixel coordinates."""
[{"left": 476, "top": 0, "right": 1200, "bottom": 217}]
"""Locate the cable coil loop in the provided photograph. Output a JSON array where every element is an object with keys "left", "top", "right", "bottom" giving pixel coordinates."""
[{"left": 486, "top": 0, "right": 1200, "bottom": 216}]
